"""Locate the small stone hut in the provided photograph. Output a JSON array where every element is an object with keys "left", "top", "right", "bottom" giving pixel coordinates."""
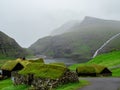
[
  {"left": 1, "top": 58, "right": 44, "bottom": 77},
  {"left": 76, "top": 64, "right": 112, "bottom": 77},
  {"left": 12, "top": 63, "right": 79, "bottom": 90},
  {"left": 1, "top": 60, "right": 24, "bottom": 77}
]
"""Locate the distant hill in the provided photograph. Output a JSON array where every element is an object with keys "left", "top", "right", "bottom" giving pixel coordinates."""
[
  {"left": 29, "top": 16, "right": 120, "bottom": 61},
  {"left": 0, "top": 31, "right": 28, "bottom": 58}
]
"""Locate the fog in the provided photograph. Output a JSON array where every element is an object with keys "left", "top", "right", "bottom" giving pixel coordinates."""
[{"left": 0, "top": 0, "right": 120, "bottom": 47}]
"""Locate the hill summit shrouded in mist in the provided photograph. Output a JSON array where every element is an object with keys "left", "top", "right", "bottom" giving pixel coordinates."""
[
  {"left": 0, "top": 31, "right": 28, "bottom": 58},
  {"left": 50, "top": 20, "right": 81, "bottom": 36},
  {"left": 29, "top": 16, "right": 120, "bottom": 61}
]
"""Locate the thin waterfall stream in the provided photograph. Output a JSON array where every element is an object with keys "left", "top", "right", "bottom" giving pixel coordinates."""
[{"left": 93, "top": 33, "right": 120, "bottom": 58}]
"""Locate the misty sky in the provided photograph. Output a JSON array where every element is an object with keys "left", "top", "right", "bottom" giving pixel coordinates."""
[{"left": 0, "top": 0, "right": 120, "bottom": 47}]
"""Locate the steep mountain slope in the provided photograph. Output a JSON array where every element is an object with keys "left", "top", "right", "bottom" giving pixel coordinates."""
[
  {"left": 29, "top": 16, "right": 120, "bottom": 61},
  {"left": 0, "top": 31, "right": 28, "bottom": 58}
]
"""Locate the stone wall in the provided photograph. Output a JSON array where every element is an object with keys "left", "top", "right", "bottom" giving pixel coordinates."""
[
  {"left": 11, "top": 71, "right": 28, "bottom": 85},
  {"left": 12, "top": 70, "right": 79, "bottom": 90}
]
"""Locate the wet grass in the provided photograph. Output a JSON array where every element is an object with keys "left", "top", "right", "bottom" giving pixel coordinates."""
[
  {"left": 0, "top": 79, "right": 28, "bottom": 90},
  {"left": 0, "top": 79, "right": 12, "bottom": 90}
]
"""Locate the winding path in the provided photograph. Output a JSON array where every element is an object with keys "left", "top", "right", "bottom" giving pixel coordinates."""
[{"left": 79, "top": 78, "right": 120, "bottom": 90}]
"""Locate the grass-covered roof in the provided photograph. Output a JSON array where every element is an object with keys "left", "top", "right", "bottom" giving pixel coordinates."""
[
  {"left": 16, "top": 58, "right": 31, "bottom": 67},
  {"left": 1, "top": 59, "right": 31, "bottom": 71},
  {"left": 1, "top": 60, "right": 20, "bottom": 71},
  {"left": 19, "top": 63, "right": 68, "bottom": 79},
  {"left": 49, "top": 62, "right": 66, "bottom": 67},
  {"left": 76, "top": 64, "right": 107, "bottom": 74},
  {"left": 28, "top": 58, "right": 44, "bottom": 63},
  {"left": 1, "top": 58, "right": 44, "bottom": 71}
]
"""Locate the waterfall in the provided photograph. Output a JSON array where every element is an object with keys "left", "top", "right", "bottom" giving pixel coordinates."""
[{"left": 93, "top": 33, "right": 120, "bottom": 58}]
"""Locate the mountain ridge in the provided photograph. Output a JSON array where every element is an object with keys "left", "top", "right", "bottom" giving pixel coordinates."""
[{"left": 29, "top": 16, "right": 120, "bottom": 61}]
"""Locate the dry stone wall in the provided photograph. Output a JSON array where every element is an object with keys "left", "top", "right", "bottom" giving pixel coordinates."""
[{"left": 12, "top": 70, "right": 79, "bottom": 90}]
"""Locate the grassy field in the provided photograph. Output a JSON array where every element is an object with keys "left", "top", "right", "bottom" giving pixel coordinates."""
[
  {"left": 0, "top": 79, "right": 12, "bottom": 90},
  {"left": 69, "top": 51, "right": 120, "bottom": 77},
  {"left": 0, "top": 79, "right": 28, "bottom": 90},
  {"left": 0, "top": 79, "right": 88, "bottom": 90}
]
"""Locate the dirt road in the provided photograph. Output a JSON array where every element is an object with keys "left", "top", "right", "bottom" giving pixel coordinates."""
[{"left": 79, "top": 78, "right": 120, "bottom": 90}]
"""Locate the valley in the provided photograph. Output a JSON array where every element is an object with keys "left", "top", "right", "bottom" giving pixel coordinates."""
[
  {"left": 0, "top": 16, "right": 120, "bottom": 90},
  {"left": 1, "top": 0, "right": 120, "bottom": 89}
]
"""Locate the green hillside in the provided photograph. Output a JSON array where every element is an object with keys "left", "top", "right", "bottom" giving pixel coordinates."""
[
  {"left": 69, "top": 50, "right": 120, "bottom": 76},
  {"left": 88, "top": 51, "right": 120, "bottom": 76},
  {"left": 88, "top": 51, "right": 120, "bottom": 67},
  {"left": 29, "top": 16, "right": 120, "bottom": 61},
  {"left": 0, "top": 31, "right": 28, "bottom": 58}
]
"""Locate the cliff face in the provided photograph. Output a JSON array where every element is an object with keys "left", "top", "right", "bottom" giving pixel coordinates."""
[{"left": 0, "top": 31, "right": 27, "bottom": 58}]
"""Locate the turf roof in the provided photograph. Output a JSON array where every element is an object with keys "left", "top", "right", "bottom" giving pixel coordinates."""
[
  {"left": 49, "top": 62, "right": 66, "bottom": 67},
  {"left": 16, "top": 58, "right": 31, "bottom": 67},
  {"left": 28, "top": 58, "right": 44, "bottom": 63},
  {"left": 1, "top": 60, "right": 20, "bottom": 71},
  {"left": 1, "top": 58, "right": 44, "bottom": 71},
  {"left": 19, "top": 63, "right": 68, "bottom": 79},
  {"left": 1, "top": 59, "right": 31, "bottom": 71},
  {"left": 76, "top": 64, "right": 107, "bottom": 74}
]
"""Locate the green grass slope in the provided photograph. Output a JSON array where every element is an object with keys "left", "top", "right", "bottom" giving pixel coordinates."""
[
  {"left": 69, "top": 51, "right": 120, "bottom": 76},
  {"left": 88, "top": 51, "right": 120, "bottom": 67},
  {"left": 0, "top": 79, "right": 28, "bottom": 90}
]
